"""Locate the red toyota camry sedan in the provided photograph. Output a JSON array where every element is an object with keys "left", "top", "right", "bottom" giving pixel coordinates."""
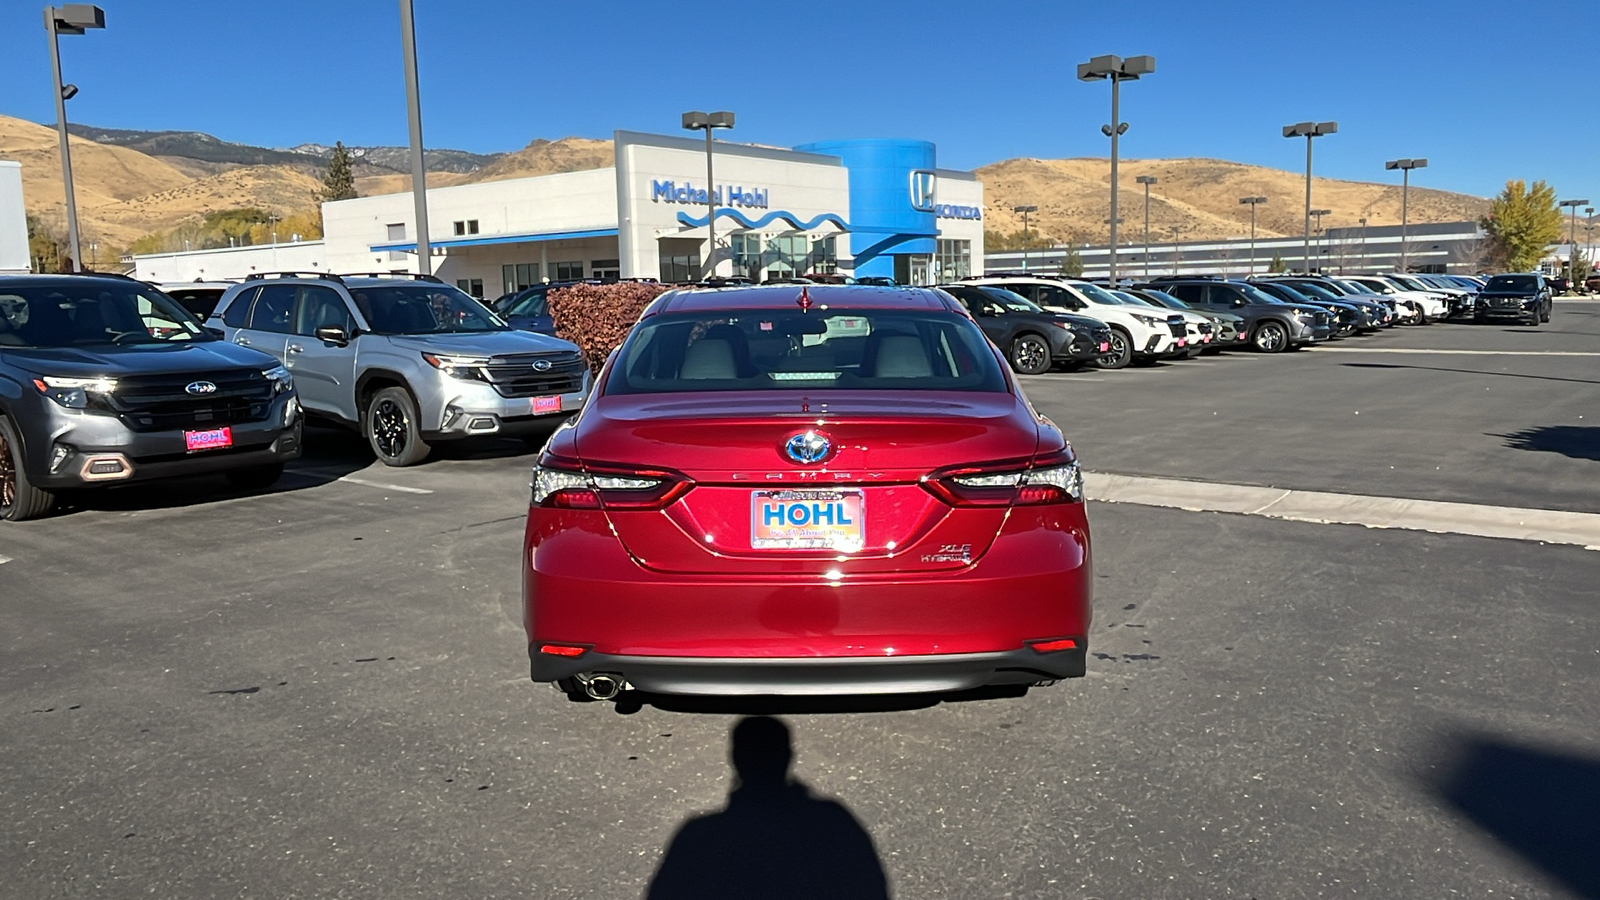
[{"left": 523, "top": 284, "right": 1092, "bottom": 701}]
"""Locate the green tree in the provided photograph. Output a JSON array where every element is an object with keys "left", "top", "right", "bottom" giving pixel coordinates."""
[
  {"left": 27, "top": 215, "right": 65, "bottom": 273},
  {"left": 1268, "top": 253, "right": 1286, "bottom": 273},
  {"left": 1058, "top": 245, "right": 1084, "bottom": 278},
  {"left": 1570, "top": 250, "right": 1592, "bottom": 288},
  {"left": 316, "top": 142, "right": 358, "bottom": 204},
  {"left": 1481, "top": 179, "right": 1562, "bottom": 272}
]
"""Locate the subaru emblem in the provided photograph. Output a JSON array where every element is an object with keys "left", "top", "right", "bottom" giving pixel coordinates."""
[
  {"left": 532, "top": 359, "right": 552, "bottom": 372},
  {"left": 185, "top": 381, "right": 218, "bottom": 395},
  {"left": 783, "top": 430, "right": 832, "bottom": 465}
]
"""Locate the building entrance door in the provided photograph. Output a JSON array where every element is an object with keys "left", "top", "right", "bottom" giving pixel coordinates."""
[{"left": 895, "top": 254, "right": 932, "bottom": 286}]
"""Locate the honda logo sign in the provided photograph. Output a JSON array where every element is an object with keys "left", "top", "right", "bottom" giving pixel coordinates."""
[{"left": 909, "top": 170, "right": 936, "bottom": 212}]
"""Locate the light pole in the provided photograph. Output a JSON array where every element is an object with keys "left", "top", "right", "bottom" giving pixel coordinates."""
[
  {"left": 1013, "top": 205, "right": 1038, "bottom": 272},
  {"left": 1309, "top": 209, "right": 1331, "bottom": 271},
  {"left": 1586, "top": 207, "right": 1595, "bottom": 278},
  {"left": 1136, "top": 176, "right": 1157, "bottom": 279},
  {"left": 1168, "top": 224, "right": 1185, "bottom": 275},
  {"left": 44, "top": 4, "right": 105, "bottom": 273},
  {"left": 682, "top": 111, "right": 735, "bottom": 279},
  {"left": 1239, "top": 196, "right": 1266, "bottom": 274},
  {"left": 1079, "top": 54, "right": 1155, "bottom": 285},
  {"left": 1559, "top": 198, "right": 1589, "bottom": 284},
  {"left": 1385, "top": 158, "right": 1428, "bottom": 273},
  {"left": 1358, "top": 217, "right": 1368, "bottom": 268},
  {"left": 1283, "top": 121, "right": 1338, "bottom": 274},
  {"left": 398, "top": 0, "right": 433, "bottom": 276}
]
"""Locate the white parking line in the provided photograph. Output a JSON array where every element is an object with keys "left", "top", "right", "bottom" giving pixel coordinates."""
[
  {"left": 0, "top": 555, "right": 11, "bottom": 565},
  {"left": 335, "top": 475, "right": 434, "bottom": 495},
  {"left": 1316, "top": 348, "right": 1600, "bottom": 357},
  {"left": 1087, "top": 472, "right": 1600, "bottom": 551}
]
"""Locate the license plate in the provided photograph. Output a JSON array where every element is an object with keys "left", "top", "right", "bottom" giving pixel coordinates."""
[
  {"left": 185, "top": 426, "right": 233, "bottom": 452},
  {"left": 1202, "top": 334, "right": 1212, "bottom": 343},
  {"left": 751, "top": 490, "right": 864, "bottom": 551},
  {"left": 1176, "top": 338, "right": 1186, "bottom": 347},
  {"left": 1098, "top": 341, "right": 1110, "bottom": 353},
  {"left": 531, "top": 396, "right": 562, "bottom": 415}
]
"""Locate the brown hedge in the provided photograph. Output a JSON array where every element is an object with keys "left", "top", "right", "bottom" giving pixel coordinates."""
[{"left": 547, "top": 282, "right": 671, "bottom": 373}]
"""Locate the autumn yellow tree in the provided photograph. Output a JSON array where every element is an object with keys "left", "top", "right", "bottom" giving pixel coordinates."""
[{"left": 1480, "top": 180, "right": 1562, "bottom": 272}]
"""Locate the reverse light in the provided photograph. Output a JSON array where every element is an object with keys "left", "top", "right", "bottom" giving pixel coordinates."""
[
  {"left": 923, "top": 450, "right": 1084, "bottom": 507},
  {"left": 531, "top": 454, "right": 693, "bottom": 510}
]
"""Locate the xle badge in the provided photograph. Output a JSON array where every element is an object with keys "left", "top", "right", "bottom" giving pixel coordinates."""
[{"left": 921, "top": 543, "right": 972, "bottom": 563}]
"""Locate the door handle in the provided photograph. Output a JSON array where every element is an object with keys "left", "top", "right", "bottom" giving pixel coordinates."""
[{"left": 286, "top": 344, "right": 304, "bottom": 354}]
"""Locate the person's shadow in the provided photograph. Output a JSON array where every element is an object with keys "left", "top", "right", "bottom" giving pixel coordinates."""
[{"left": 646, "top": 716, "right": 890, "bottom": 900}]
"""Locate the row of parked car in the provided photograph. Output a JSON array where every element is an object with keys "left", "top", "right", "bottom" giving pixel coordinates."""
[{"left": 0, "top": 266, "right": 1558, "bottom": 520}]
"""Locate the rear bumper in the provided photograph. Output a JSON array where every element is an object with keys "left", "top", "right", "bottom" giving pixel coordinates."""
[{"left": 529, "top": 645, "right": 1087, "bottom": 694}]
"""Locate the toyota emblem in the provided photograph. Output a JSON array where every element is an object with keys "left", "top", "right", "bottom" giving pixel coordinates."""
[
  {"left": 783, "top": 430, "right": 832, "bottom": 465},
  {"left": 185, "top": 381, "right": 218, "bottom": 395}
]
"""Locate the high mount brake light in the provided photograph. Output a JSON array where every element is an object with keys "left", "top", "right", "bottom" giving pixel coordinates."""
[
  {"left": 531, "top": 453, "right": 693, "bottom": 510},
  {"left": 922, "top": 450, "right": 1084, "bottom": 507}
]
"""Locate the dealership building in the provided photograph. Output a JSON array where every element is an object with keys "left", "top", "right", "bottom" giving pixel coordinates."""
[{"left": 132, "top": 131, "right": 985, "bottom": 295}]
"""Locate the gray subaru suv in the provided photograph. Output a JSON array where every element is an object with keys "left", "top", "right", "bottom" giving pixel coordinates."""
[
  {"left": 209, "top": 273, "right": 589, "bottom": 466},
  {"left": 1, "top": 273, "right": 302, "bottom": 521}
]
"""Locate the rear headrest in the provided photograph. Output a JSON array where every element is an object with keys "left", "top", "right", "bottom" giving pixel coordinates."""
[
  {"left": 874, "top": 335, "right": 932, "bottom": 378},
  {"left": 681, "top": 338, "right": 737, "bottom": 379}
]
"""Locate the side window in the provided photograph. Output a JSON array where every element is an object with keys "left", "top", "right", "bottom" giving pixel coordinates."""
[
  {"left": 1205, "top": 286, "right": 1241, "bottom": 307},
  {"left": 294, "top": 286, "right": 355, "bottom": 336},
  {"left": 246, "top": 284, "right": 296, "bottom": 334},
  {"left": 221, "top": 287, "right": 258, "bottom": 327},
  {"left": 1165, "top": 284, "right": 1203, "bottom": 305},
  {"left": 1003, "top": 284, "right": 1038, "bottom": 303},
  {"left": 1034, "top": 286, "right": 1077, "bottom": 309}
]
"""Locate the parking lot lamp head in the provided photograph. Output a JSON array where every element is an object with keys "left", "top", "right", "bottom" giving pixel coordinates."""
[
  {"left": 682, "top": 111, "right": 736, "bottom": 279},
  {"left": 1079, "top": 55, "right": 1155, "bottom": 283},
  {"left": 1283, "top": 121, "right": 1338, "bottom": 274},
  {"left": 43, "top": 4, "right": 106, "bottom": 273}
]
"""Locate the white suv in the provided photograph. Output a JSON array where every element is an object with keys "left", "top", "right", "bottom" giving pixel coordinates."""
[{"left": 969, "top": 276, "right": 1186, "bottom": 368}]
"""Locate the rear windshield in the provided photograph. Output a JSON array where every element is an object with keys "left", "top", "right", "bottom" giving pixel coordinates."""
[
  {"left": 346, "top": 284, "right": 506, "bottom": 335},
  {"left": 501, "top": 286, "right": 549, "bottom": 317},
  {"left": 1485, "top": 274, "right": 1538, "bottom": 292},
  {"left": 0, "top": 282, "right": 210, "bottom": 349},
  {"left": 608, "top": 309, "right": 1008, "bottom": 395}
]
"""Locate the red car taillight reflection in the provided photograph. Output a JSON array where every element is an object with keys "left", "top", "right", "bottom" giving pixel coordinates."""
[
  {"left": 532, "top": 453, "right": 694, "bottom": 510},
  {"left": 921, "top": 450, "right": 1084, "bottom": 507}
]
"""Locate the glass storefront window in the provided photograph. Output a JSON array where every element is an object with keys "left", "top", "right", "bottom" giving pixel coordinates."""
[
  {"left": 502, "top": 263, "right": 540, "bottom": 294},
  {"left": 935, "top": 240, "right": 971, "bottom": 282}
]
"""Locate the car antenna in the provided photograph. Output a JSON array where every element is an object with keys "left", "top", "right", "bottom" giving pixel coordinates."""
[{"left": 797, "top": 285, "right": 812, "bottom": 313}]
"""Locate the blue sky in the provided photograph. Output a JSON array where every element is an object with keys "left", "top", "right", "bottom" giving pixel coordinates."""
[{"left": 1, "top": 0, "right": 1595, "bottom": 201}]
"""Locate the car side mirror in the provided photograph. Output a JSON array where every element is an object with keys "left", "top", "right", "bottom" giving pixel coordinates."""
[
  {"left": 204, "top": 326, "right": 225, "bottom": 339},
  {"left": 315, "top": 325, "right": 351, "bottom": 346},
  {"left": 1230, "top": 297, "right": 1248, "bottom": 308}
]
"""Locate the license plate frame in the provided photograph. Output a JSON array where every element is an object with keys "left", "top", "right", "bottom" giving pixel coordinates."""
[
  {"left": 531, "top": 395, "right": 563, "bottom": 415},
  {"left": 184, "top": 426, "right": 233, "bottom": 453},
  {"left": 750, "top": 489, "right": 865, "bottom": 551}
]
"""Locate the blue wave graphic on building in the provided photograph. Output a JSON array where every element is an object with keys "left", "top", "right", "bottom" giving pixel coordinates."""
[{"left": 674, "top": 209, "right": 850, "bottom": 232}]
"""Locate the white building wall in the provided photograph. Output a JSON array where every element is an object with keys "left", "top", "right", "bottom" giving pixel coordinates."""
[
  {"left": 934, "top": 173, "right": 984, "bottom": 276},
  {"left": 0, "top": 161, "right": 29, "bottom": 274},
  {"left": 616, "top": 133, "right": 850, "bottom": 279},
  {"left": 132, "top": 240, "right": 328, "bottom": 282}
]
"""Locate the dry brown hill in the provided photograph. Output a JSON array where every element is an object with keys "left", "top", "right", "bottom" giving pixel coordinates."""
[
  {"left": 459, "top": 137, "right": 613, "bottom": 184},
  {"left": 979, "top": 157, "right": 1488, "bottom": 245},
  {"left": 0, "top": 115, "right": 190, "bottom": 218}
]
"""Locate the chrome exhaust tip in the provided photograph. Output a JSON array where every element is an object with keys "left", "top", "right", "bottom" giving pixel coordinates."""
[{"left": 577, "top": 673, "right": 624, "bottom": 701}]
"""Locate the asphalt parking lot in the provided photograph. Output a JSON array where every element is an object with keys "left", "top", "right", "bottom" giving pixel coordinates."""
[{"left": 3, "top": 305, "right": 1598, "bottom": 899}]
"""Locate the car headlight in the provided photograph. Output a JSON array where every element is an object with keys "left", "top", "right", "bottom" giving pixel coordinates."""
[
  {"left": 422, "top": 352, "right": 493, "bottom": 380},
  {"left": 263, "top": 364, "right": 293, "bottom": 395},
  {"left": 1129, "top": 312, "right": 1165, "bottom": 326},
  {"left": 1292, "top": 308, "right": 1314, "bottom": 319},
  {"left": 31, "top": 375, "right": 117, "bottom": 409}
]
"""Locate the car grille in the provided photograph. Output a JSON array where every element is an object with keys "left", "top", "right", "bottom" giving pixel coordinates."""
[
  {"left": 1489, "top": 297, "right": 1522, "bottom": 308},
  {"left": 483, "top": 352, "right": 587, "bottom": 398},
  {"left": 103, "top": 369, "right": 274, "bottom": 432}
]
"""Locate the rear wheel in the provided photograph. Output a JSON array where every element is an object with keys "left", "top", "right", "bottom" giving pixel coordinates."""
[
  {"left": 1008, "top": 333, "right": 1052, "bottom": 375},
  {"left": 1094, "top": 327, "right": 1133, "bottom": 369},
  {"left": 365, "top": 387, "right": 431, "bottom": 467},
  {"left": 1251, "top": 320, "right": 1289, "bottom": 353},
  {"left": 224, "top": 462, "right": 285, "bottom": 490},
  {"left": 0, "top": 417, "right": 56, "bottom": 522}
]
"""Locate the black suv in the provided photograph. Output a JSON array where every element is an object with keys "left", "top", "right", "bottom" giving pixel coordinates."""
[
  {"left": 1476, "top": 273, "right": 1553, "bottom": 325},
  {"left": 0, "top": 274, "right": 302, "bottom": 521},
  {"left": 939, "top": 284, "right": 1114, "bottom": 374},
  {"left": 1145, "top": 279, "right": 1332, "bottom": 352}
]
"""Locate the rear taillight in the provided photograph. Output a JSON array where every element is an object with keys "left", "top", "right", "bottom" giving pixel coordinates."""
[
  {"left": 922, "top": 450, "right": 1084, "bottom": 507},
  {"left": 531, "top": 453, "right": 692, "bottom": 510}
]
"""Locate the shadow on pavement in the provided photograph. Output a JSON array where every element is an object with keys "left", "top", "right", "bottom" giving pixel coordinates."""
[
  {"left": 646, "top": 716, "right": 890, "bottom": 900},
  {"left": 1430, "top": 733, "right": 1600, "bottom": 899},
  {"left": 630, "top": 684, "right": 1029, "bottom": 716},
  {"left": 1339, "top": 361, "right": 1600, "bottom": 386},
  {"left": 1495, "top": 425, "right": 1600, "bottom": 461}
]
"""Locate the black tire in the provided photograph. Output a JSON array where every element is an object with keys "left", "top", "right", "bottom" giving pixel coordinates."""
[
  {"left": 1093, "top": 327, "right": 1133, "bottom": 370},
  {"left": 0, "top": 416, "right": 56, "bottom": 522},
  {"left": 1541, "top": 304, "right": 1551, "bottom": 323},
  {"left": 1251, "top": 320, "right": 1289, "bottom": 353},
  {"left": 1008, "top": 333, "right": 1052, "bottom": 375},
  {"left": 365, "top": 386, "right": 431, "bottom": 467},
  {"left": 224, "top": 462, "right": 285, "bottom": 490}
]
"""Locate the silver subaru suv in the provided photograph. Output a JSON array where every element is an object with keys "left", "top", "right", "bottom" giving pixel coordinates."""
[{"left": 209, "top": 272, "right": 589, "bottom": 466}]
